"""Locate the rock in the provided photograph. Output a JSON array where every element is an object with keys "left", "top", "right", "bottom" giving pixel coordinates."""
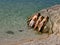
[
  {"left": 18, "top": 30, "right": 24, "bottom": 32},
  {"left": 6, "top": 31, "right": 14, "bottom": 34}
]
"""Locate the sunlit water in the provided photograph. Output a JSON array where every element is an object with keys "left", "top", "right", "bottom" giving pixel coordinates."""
[{"left": 0, "top": 0, "right": 60, "bottom": 41}]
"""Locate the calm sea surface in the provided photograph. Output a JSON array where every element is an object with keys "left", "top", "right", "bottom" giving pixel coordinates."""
[{"left": 0, "top": 0, "right": 60, "bottom": 40}]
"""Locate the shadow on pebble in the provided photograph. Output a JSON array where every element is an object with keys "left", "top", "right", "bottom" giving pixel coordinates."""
[
  {"left": 6, "top": 31, "right": 14, "bottom": 34},
  {"left": 18, "top": 30, "right": 24, "bottom": 32}
]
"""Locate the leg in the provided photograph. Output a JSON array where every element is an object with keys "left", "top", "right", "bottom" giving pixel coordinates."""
[{"left": 38, "top": 23, "right": 43, "bottom": 32}]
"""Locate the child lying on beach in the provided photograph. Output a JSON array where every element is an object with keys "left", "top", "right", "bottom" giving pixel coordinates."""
[
  {"left": 38, "top": 16, "right": 49, "bottom": 32},
  {"left": 28, "top": 13, "right": 40, "bottom": 27},
  {"left": 34, "top": 16, "right": 44, "bottom": 29}
]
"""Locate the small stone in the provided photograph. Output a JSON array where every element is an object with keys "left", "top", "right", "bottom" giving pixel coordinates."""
[
  {"left": 6, "top": 31, "right": 14, "bottom": 34},
  {"left": 18, "top": 30, "right": 24, "bottom": 32}
]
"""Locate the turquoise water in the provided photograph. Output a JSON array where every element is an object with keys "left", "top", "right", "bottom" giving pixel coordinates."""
[{"left": 0, "top": 0, "right": 60, "bottom": 40}]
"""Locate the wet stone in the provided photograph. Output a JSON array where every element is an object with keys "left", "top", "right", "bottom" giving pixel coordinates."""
[
  {"left": 6, "top": 31, "right": 14, "bottom": 34},
  {"left": 18, "top": 30, "right": 24, "bottom": 32}
]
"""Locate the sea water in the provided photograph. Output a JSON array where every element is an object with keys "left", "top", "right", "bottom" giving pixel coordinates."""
[{"left": 0, "top": 0, "right": 60, "bottom": 41}]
